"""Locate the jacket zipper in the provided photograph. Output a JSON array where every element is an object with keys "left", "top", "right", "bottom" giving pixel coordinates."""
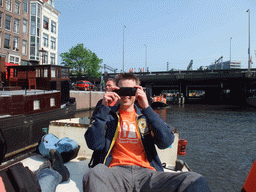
[{"left": 103, "top": 112, "right": 120, "bottom": 165}]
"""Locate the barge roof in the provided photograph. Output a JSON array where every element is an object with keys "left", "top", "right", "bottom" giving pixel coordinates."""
[{"left": 0, "top": 89, "right": 59, "bottom": 97}]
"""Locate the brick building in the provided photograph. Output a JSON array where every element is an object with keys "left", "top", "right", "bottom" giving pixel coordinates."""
[{"left": 0, "top": 0, "right": 60, "bottom": 66}]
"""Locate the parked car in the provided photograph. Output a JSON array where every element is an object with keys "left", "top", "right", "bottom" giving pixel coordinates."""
[{"left": 75, "top": 80, "right": 95, "bottom": 91}]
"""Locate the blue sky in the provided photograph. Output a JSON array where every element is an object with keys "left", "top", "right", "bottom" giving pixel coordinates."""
[{"left": 55, "top": 0, "right": 256, "bottom": 72}]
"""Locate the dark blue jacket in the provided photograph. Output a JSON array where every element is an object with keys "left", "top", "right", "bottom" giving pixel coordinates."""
[{"left": 85, "top": 104, "right": 174, "bottom": 171}]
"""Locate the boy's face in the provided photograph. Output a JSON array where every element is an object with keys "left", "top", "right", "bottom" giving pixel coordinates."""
[
  {"left": 105, "top": 80, "right": 115, "bottom": 92},
  {"left": 118, "top": 79, "right": 136, "bottom": 110}
]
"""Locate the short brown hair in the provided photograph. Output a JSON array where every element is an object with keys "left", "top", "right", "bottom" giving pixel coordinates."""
[
  {"left": 107, "top": 78, "right": 115, "bottom": 84},
  {"left": 115, "top": 73, "right": 140, "bottom": 86}
]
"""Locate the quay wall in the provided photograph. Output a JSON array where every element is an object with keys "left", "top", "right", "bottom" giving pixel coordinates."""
[{"left": 70, "top": 91, "right": 104, "bottom": 110}]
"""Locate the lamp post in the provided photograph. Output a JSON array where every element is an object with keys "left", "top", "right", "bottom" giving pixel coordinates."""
[
  {"left": 230, "top": 37, "right": 232, "bottom": 62},
  {"left": 144, "top": 44, "right": 147, "bottom": 71},
  {"left": 246, "top": 9, "right": 250, "bottom": 72},
  {"left": 123, "top": 25, "right": 126, "bottom": 72},
  {"left": 39, "top": 48, "right": 47, "bottom": 65}
]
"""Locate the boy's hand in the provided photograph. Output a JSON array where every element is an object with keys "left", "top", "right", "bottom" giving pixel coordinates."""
[{"left": 134, "top": 85, "right": 149, "bottom": 109}]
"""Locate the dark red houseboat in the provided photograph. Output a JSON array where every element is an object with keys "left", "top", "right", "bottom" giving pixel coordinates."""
[{"left": 0, "top": 58, "right": 76, "bottom": 163}]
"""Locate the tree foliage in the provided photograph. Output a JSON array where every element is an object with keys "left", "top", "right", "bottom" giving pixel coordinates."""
[{"left": 60, "top": 44, "right": 102, "bottom": 80}]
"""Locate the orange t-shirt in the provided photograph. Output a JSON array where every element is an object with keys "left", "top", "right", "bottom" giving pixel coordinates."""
[
  {"left": 0, "top": 177, "right": 6, "bottom": 192},
  {"left": 109, "top": 109, "right": 155, "bottom": 170}
]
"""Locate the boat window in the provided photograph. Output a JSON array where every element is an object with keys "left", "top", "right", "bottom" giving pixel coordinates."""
[
  {"left": 51, "top": 67, "right": 55, "bottom": 78},
  {"left": 33, "top": 100, "right": 40, "bottom": 110},
  {"left": 61, "top": 68, "right": 65, "bottom": 78},
  {"left": 66, "top": 69, "right": 69, "bottom": 78},
  {"left": 36, "top": 68, "right": 40, "bottom": 77},
  {"left": 44, "top": 68, "right": 48, "bottom": 78},
  {"left": 40, "top": 68, "right": 44, "bottom": 77},
  {"left": 50, "top": 97, "right": 55, "bottom": 107},
  {"left": 57, "top": 70, "right": 60, "bottom": 79}
]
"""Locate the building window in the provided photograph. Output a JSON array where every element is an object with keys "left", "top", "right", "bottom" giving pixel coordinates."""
[
  {"left": 31, "top": 16, "right": 36, "bottom": 35},
  {"left": 10, "top": 56, "right": 15, "bottom": 63},
  {"left": 50, "top": 53, "right": 55, "bottom": 65},
  {"left": 5, "top": 15, "right": 12, "bottom": 30},
  {"left": 23, "top": 19, "right": 27, "bottom": 33},
  {"left": 31, "top": 3, "right": 36, "bottom": 15},
  {"left": 4, "top": 34, "right": 10, "bottom": 49},
  {"left": 43, "top": 51, "right": 48, "bottom": 64},
  {"left": 0, "top": 0, "right": 2, "bottom": 6},
  {"left": 43, "top": 16, "right": 49, "bottom": 30},
  {"left": 43, "top": 33, "right": 48, "bottom": 47},
  {"left": 49, "top": 0, "right": 54, "bottom": 6},
  {"left": 23, "top": 0, "right": 28, "bottom": 13},
  {"left": 9, "top": 55, "right": 20, "bottom": 64},
  {"left": 15, "top": 1, "right": 20, "bottom": 14},
  {"left": 13, "top": 37, "right": 19, "bottom": 51},
  {"left": 14, "top": 18, "right": 19, "bottom": 33},
  {"left": 50, "top": 37, "right": 56, "bottom": 50},
  {"left": 30, "top": 36, "right": 35, "bottom": 56},
  {"left": 6, "top": 0, "right": 11, "bottom": 12},
  {"left": 0, "top": 12, "right": 2, "bottom": 28},
  {"left": 22, "top": 40, "right": 27, "bottom": 54},
  {"left": 0, "top": 31, "right": 1, "bottom": 45},
  {"left": 51, "top": 21, "right": 56, "bottom": 33}
]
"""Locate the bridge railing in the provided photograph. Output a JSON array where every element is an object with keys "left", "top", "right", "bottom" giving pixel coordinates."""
[{"left": 107, "top": 69, "right": 256, "bottom": 77}]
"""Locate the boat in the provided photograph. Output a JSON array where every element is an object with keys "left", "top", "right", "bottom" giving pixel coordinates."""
[
  {"left": 151, "top": 95, "right": 168, "bottom": 108},
  {"left": 0, "top": 63, "right": 76, "bottom": 162},
  {"left": 18, "top": 121, "right": 190, "bottom": 192},
  {"left": 0, "top": 115, "right": 190, "bottom": 192}
]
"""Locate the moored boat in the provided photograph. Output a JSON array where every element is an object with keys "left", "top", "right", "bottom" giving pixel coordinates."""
[{"left": 0, "top": 64, "right": 76, "bottom": 162}]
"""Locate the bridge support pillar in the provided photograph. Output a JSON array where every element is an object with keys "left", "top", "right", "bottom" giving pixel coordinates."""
[{"left": 179, "top": 80, "right": 187, "bottom": 99}]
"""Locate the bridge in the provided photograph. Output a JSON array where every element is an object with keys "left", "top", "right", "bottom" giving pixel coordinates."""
[{"left": 105, "top": 69, "right": 256, "bottom": 105}]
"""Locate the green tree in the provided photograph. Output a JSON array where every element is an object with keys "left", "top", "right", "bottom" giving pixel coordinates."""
[
  {"left": 60, "top": 44, "right": 102, "bottom": 79},
  {"left": 87, "top": 53, "right": 102, "bottom": 83}
]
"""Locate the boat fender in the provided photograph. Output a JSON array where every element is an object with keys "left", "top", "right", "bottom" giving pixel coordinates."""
[{"left": 178, "top": 139, "right": 187, "bottom": 156}]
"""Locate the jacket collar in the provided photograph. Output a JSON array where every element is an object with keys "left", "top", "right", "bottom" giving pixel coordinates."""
[{"left": 111, "top": 104, "right": 143, "bottom": 115}]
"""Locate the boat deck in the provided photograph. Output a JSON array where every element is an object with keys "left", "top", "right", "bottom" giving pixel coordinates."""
[{"left": 21, "top": 154, "right": 90, "bottom": 192}]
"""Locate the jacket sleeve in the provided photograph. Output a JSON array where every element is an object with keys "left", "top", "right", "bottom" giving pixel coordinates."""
[
  {"left": 85, "top": 105, "right": 111, "bottom": 150},
  {"left": 90, "top": 99, "right": 103, "bottom": 124},
  {"left": 142, "top": 106, "right": 174, "bottom": 149}
]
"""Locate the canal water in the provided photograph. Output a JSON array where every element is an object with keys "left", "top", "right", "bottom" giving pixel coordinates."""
[{"left": 76, "top": 104, "right": 256, "bottom": 192}]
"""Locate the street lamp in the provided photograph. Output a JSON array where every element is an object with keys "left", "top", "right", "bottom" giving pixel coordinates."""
[
  {"left": 39, "top": 48, "right": 47, "bottom": 65},
  {"left": 144, "top": 44, "right": 147, "bottom": 71},
  {"left": 123, "top": 25, "right": 126, "bottom": 72},
  {"left": 246, "top": 9, "right": 250, "bottom": 72},
  {"left": 230, "top": 37, "right": 232, "bottom": 62}
]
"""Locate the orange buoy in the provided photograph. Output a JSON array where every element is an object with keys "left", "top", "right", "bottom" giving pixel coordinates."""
[
  {"left": 177, "top": 139, "right": 187, "bottom": 156},
  {"left": 242, "top": 160, "right": 256, "bottom": 192}
]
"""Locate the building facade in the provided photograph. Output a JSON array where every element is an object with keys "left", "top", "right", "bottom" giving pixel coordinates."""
[
  {"left": 0, "top": 0, "right": 30, "bottom": 65},
  {"left": 0, "top": 0, "right": 60, "bottom": 66},
  {"left": 208, "top": 61, "right": 241, "bottom": 70},
  {"left": 30, "top": 0, "right": 60, "bottom": 65}
]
